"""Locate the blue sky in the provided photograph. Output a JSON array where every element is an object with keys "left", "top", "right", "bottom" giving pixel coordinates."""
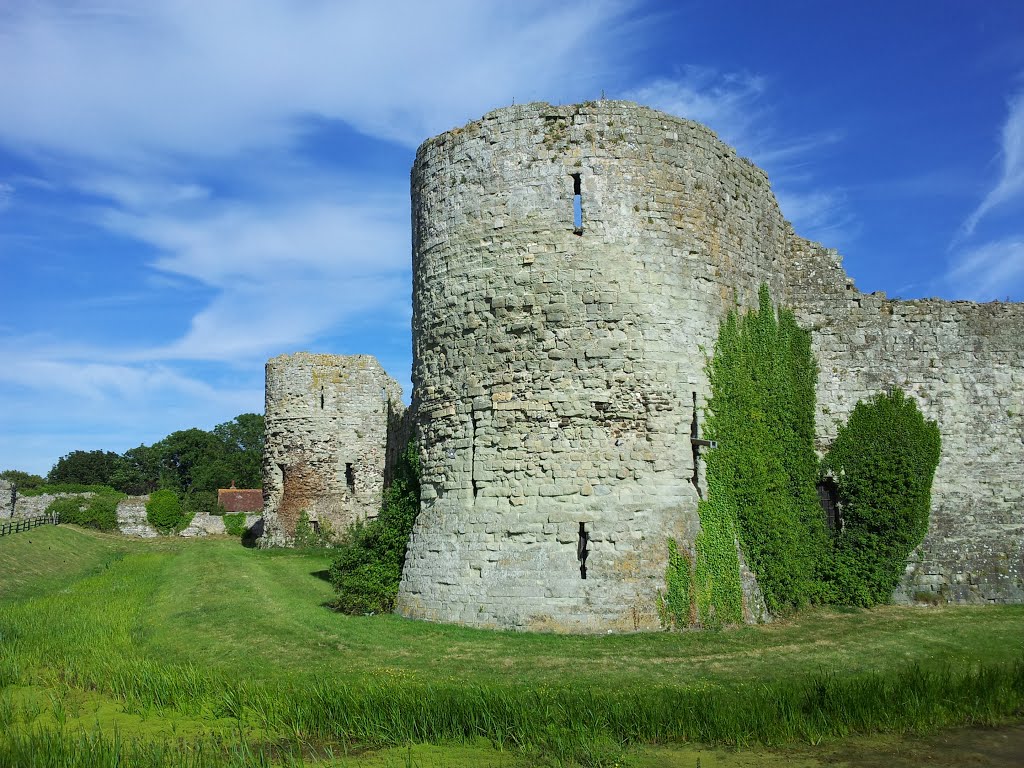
[{"left": 2, "top": 1, "right": 1023, "bottom": 477}]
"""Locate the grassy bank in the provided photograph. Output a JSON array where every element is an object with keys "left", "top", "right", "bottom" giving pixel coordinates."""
[{"left": 1, "top": 526, "right": 1022, "bottom": 766}]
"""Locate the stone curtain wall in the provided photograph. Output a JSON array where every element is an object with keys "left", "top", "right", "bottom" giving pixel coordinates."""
[
  {"left": 0, "top": 480, "right": 13, "bottom": 519},
  {"left": 260, "top": 353, "right": 404, "bottom": 546},
  {"left": 116, "top": 496, "right": 158, "bottom": 537},
  {"left": 14, "top": 493, "right": 80, "bottom": 518},
  {"left": 785, "top": 235, "right": 1024, "bottom": 603},
  {"left": 398, "top": 101, "right": 794, "bottom": 631}
]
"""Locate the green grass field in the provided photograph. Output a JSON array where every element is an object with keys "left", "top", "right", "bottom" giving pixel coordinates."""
[{"left": 1, "top": 525, "right": 1022, "bottom": 767}]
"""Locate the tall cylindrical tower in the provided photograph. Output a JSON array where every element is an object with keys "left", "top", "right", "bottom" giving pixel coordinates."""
[
  {"left": 261, "top": 353, "right": 404, "bottom": 546},
  {"left": 396, "top": 102, "right": 787, "bottom": 631}
]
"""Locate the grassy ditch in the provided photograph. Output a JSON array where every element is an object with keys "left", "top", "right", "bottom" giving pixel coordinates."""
[{"left": 1, "top": 526, "right": 1022, "bottom": 766}]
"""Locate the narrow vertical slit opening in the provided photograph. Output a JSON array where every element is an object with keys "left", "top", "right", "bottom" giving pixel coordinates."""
[
  {"left": 470, "top": 411, "right": 479, "bottom": 499},
  {"left": 577, "top": 522, "right": 589, "bottom": 579},
  {"left": 571, "top": 173, "right": 583, "bottom": 235},
  {"left": 320, "top": 386, "right": 325, "bottom": 410},
  {"left": 345, "top": 463, "right": 355, "bottom": 492},
  {"left": 690, "top": 392, "right": 702, "bottom": 499}
]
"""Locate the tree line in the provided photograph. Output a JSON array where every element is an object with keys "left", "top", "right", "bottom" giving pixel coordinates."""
[{"left": 1, "top": 413, "right": 264, "bottom": 516}]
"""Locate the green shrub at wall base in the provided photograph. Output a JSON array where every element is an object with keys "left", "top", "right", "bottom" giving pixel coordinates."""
[
  {"left": 45, "top": 491, "right": 123, "bottom": 531},
  {"left": 145, "top": 489, "right": 192, "bottom": 534},
  {"left": 222, "top": 512, "right": 248, "bottom": 537},
  {"left": 823, "top": 390, "right": 941, "bottom": 606},
  {"left": 330, "top": 440, "right": 420, "bottom": 614},
  {"left": 293, "top": 510, "right": 333, "bottom": 548}
]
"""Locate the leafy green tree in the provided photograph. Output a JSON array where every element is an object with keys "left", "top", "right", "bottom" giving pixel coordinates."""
[
  {"left": 0, "top": 470, "right": 45, "bottom": 491},
  {"left": 39, "top": 413, "right": 264, "bottom": 501},
  {"left": 109, "top": 445, "right": 161, "bottom": 495},
  {"left": 213, "top": 413, "right": 264, "bottom": 489},
  {"left": 47, "top": 450, "right": 121, "bottom": 486},
  {"left": 155, "top": 429, "right": 233, "bottom": 495},
  {"left": 823, "top": 390, "right": 941, "bottom": 606}
]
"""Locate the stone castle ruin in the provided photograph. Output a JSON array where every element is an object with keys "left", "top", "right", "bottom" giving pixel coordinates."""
[
  {"left": 269, "top": 101, "right": 1024, "bottom": 632},
  {"left": 260, "top": 353, "right": 405, "bottom": 546}
]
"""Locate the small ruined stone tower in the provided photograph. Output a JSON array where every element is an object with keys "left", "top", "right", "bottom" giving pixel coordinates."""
[
  {"left": 261, "top": 353, "right": 403, "bottom": 546},
  {"left": 396, "top": 101, "right": 786, "bottom": 631}
]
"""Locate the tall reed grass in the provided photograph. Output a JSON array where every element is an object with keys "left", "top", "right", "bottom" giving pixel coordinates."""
[
  {"left": 5, "top": 649, "right": 1021, "bottom": 765},
  {"left": 3, "top": 531, "right": 1022, "bottom": 766}
]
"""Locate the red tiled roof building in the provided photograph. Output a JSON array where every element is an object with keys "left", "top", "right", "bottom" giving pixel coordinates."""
[{"left": 218, "top": 483, "right": 263, "bottom": 513}]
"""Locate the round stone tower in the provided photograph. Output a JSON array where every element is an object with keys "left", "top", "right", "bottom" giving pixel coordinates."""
[
  {"left": 396, "top": 101, "right": 788, "bottom": 631},
  {"left": 261, "top": 353, "right": 404, "bottom": 546}
]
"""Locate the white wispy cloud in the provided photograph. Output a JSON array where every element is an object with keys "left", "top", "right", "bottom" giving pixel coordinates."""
[
  {"left": 0, "top": 182, "right": 12, "bottom": 211},
  {"left": 75, "top": 176, "right": 210, "bottom": 209},
  {"left": 626, "top": 70, "right": 768, "bottom": 150},
  {"left": 627, "top": 69, "right": 853, "bottom": 248},
  {"left": 961, "top": 89, "right": 1024, "bottom": 238},
  {"left": 0, "top": 0, "right": 636, "bottom": 162},
  {"left": 944, "top": 237, "right": 1024, "bottom": 301},
  {"left": 98, "top": 192, "right": 409, "bottom": 361},
  {"left": 0, "top": 356, "right": 229, "bottom": 404},
  {"left": 775, "top": 188, "right": 858, "bottom": 247}
]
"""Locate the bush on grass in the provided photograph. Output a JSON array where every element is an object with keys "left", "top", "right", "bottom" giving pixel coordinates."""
[
  {"left": 329, "top": 440, "right": 420, "bottom": 614},
  {"left": 45, "top": 491, "right": 123, "bottom": 531},
  {"left": 221, "top": 512, "right": 248, "bottom": 537},
  {"left": 145, "top": 489, "right": 193, "bottom": 534},
  {"left": 823, "top": 389, "right": 941, "bottom": 606}
]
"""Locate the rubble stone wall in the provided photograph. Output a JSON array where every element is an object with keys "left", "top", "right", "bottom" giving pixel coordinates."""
[
  {"left": 14, "top": 493, "right": 86, "bottom": 518},
  {"left": 260, "top": 353, "right": 404, "bottom": 546},
  {"left": 0, "top": 480, "right": 13, "bottom": 519}
]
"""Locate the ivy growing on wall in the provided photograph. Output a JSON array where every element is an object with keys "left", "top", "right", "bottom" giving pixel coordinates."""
[
  {"left": 656, "top": 538, "right": 693, "bottom": 629},
  {"left": 695, "top": 286, "right": 828, "bottom": 620},
  {"left": 823, "top": 390, "right": 941, "bottom": 606},
  {"left": 692, "top": 492, "right": 744, "bottom": 627},
  {"left": 668, "top": 286, "right": 942, "bottom": 627}
]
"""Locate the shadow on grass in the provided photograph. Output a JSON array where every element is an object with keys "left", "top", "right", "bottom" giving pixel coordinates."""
[{"left": 240, "top": 519, "right": 265, "bottom": 548}]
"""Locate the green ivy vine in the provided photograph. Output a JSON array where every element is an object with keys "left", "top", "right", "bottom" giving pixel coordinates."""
[{"left": 662, "top": 286, "right": 941, "bottom": 628}]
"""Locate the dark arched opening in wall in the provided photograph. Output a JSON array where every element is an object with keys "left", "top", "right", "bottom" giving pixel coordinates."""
[{"left": 817, "top": 477, "right": 841, "bottom": 531}]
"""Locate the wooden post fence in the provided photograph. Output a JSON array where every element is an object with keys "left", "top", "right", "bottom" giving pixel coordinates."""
[{"left": 0, "top": 513, "right": 60, "bottom": 538}]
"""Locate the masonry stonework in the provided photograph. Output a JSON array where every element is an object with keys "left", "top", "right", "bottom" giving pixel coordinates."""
[
  {"left": 260, "top": 353, "right": 404, "bottom": 546},
  {"left": 784, "top": 239, "right": 1024, "bottom": 603},
  {"left": 396, "top": 101, "right": 785, "bottom": 631},
  {"left": 394, "top": 101, "right": 1024, "bottom": 632},
  {"left": 0, "top": 480, "right": 13, "bottom": 519}
]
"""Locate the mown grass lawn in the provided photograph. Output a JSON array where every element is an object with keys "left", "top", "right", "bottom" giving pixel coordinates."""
[{"left": 1, "top": 525, "right": 1022, "bottom": 767}]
